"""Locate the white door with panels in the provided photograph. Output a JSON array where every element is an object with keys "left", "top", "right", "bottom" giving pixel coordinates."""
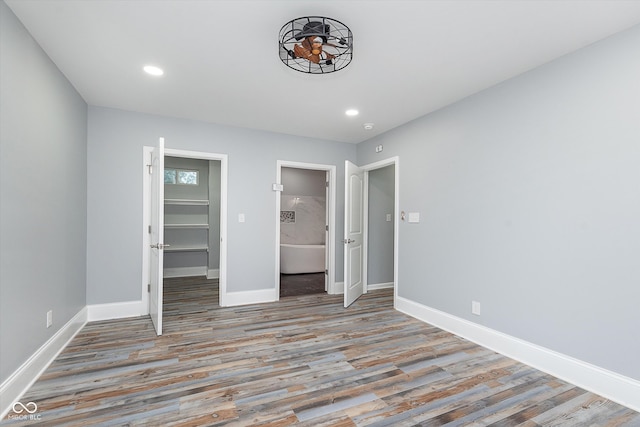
[
  {"left": 344, "top": 160, "right": 365, "bottom": 307},
  {"left": 149, "top": 137, "right": 166, "bottom": 335}
]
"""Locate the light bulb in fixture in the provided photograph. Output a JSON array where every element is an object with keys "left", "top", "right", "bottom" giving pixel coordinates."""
[
  {"left": 143, "top": 65, "right": 164, "bottom": 76},
  {"left": 345, "top": 109, "right": 359, "bottom": 116}
]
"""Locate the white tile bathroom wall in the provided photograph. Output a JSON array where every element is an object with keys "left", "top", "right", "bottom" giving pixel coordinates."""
[{"left": 280, "top": 195, "right": 326, "bottom": 245}]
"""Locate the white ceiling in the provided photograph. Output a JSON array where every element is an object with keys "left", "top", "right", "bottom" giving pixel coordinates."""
[{"left": 6, "top": 0, "right": 640, "bottom": 144}]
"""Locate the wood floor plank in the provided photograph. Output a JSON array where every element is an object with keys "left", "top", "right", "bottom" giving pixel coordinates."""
[{"left": 3, "top": 277, "right": 638, "bottom": 426}]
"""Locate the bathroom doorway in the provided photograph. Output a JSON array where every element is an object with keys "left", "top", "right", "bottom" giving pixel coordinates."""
[{"left": 275, "top": 161, "right": 336, "bottom": 298}]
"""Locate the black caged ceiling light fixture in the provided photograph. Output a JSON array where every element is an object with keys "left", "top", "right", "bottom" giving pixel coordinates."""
[{"left": 279, "top": 16, "right": 353, "bottom": 74}]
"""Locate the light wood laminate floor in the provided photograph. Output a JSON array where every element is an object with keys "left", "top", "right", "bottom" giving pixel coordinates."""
[{"left": 3, "top": 277, "right": 638, "bottom": 426}]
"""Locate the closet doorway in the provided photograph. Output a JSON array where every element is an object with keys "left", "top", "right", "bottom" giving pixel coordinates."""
[
  {"left": 143, "top": 145, "right": 228, "bottom": 335},
  {"left": 163, "top": 156, "right": 221, "bottom": 280}
]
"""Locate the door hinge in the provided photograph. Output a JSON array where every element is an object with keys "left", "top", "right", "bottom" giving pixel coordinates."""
[
  {"left": 147, "top": 283, "right": 151, "bottom": 293},
  {"left": 325, "top": 225, "right": 329, "bottom": 231},
  {"left": 148, "top": 225, "right": 151, "bottom": 234},
  {"left": 325, "top": 269, "right": 328, "bottom": 275},
  {"left": 147, "top": 164, "right": 152, "bottom": 174}
]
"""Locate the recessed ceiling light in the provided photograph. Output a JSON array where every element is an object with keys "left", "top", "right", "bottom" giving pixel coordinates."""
[
  {"left": 143, "top": 65, "right": 164, "bottom": 76},
  {"left": 363, "top": 123, "right": 375, "bottom": 130},
  {"left": 345, "top": 109, "right": 359, "bottom": 116}
]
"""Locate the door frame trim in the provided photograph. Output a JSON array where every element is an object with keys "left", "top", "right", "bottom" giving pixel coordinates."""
[
  {"left": 142, "top": 147, "right": 228, "bottom": 312},
  {"left": 360, "top": 156, "right": 399, "bottom": 304},
  {"left": 275, "top": 161, "right": 337, "bottom": 297}
]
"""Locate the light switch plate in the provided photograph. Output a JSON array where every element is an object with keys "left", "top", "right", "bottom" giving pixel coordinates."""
[
  {"left": 408, "top": 212, "right": 420, "bottom": 223},
  {"left": 238, "top": 213, "right": 245, "bottom": 223},
  {"left": 472, "top": 301, "right": 481, "bottom": 316}
]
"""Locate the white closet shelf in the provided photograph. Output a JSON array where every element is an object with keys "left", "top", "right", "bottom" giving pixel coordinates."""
[
  {"left": 164, "top": 223, "right": 210, "bottom": 229},
  {"left": 165, "top": 245, "right": 209, "bottom": 253},
  {"left": 164, "top": 199, "right": 210, "bottom": 206}
]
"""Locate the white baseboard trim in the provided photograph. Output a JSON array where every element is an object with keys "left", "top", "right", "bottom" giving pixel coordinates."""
[
  {"left": 395, "top": 296, "right": 640, "bottom": 412},
  {"left": 367, "top": 281, "right": 394, "bottom": 291},
  {"left": 222, "top": 288, "right": 277, "bottom": 307},
  {"left": 330, "top": 281, "right": 392, "bottom": 294},
  {"left": 207, "top": 269, "right": 220, "bottom": 279},
  {"left": 163, "top": 266, "right": 207, "bottom": 278},
  {"left": 87, "top": 301, "right": 145, "bottom": 322},
  {"left": 0, "top": 307, "right": 88, "bottom": 420}
]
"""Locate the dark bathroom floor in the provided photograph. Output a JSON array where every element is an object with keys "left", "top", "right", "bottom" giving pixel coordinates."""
[{"left": 280, "top": 272, "right": 326, "bottom": 297}]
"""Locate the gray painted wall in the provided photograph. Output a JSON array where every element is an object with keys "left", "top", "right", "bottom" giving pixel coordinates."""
[
  {"left": 0, "top": 1, "right": 87, "bottom": 383},
  {"left": 367, "top": 165, "right": 395, "bottom": 285},
  {"left": 87, "top": 107, "right": 356, "bottom": 304},
  {"left": 357, "top": 25, "right": 640, "bottom": 381},
  {"left": 282, "top": 168, "right": 326, "bottom": 196}
]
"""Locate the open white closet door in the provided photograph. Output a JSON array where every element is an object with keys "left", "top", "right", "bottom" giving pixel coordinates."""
[
  {"left": 344, "top": 160, "right": 365, "bottom": 307},
  {"left": 149, "top": 137, "right": 165, "bottom": 335}
]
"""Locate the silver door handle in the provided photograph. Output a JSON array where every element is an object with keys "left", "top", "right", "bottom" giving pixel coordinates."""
[
  {"left": 150, "top": 243, "right": 170, "bottom": 249},
  {"left": 343, "top": 239, "right": 355, "bottom": 244}
]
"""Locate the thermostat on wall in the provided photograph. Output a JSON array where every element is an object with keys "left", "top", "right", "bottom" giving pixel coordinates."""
[{"left": 272, "top": 183, "right": 284, "bottom": 192}]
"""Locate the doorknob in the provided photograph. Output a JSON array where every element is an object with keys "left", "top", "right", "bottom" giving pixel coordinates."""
[{"left": 343, "top": 239, "right": 355, "bottom": 244}]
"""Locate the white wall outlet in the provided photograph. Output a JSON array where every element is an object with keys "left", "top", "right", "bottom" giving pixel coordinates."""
[
  {"left": 386, "top": 214, "right": 392, "bottom": 222},
  {"left": 472, "top": 301, "right": 481, "bottom": 316},
  {"left": 238, "top": 213, "right": 245, "bottom": 223},
  {"left": 46, "top": 310, "right": 53, "bottom": 328}
]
